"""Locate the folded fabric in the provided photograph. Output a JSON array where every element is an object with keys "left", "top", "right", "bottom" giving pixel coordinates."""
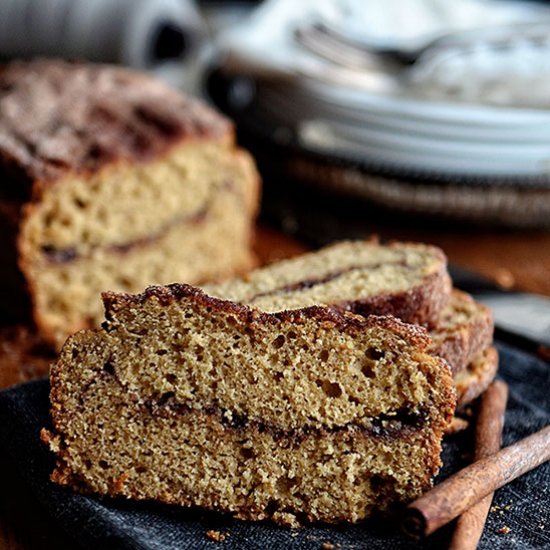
[{"left": 0, "top": 342, "right": 548, "bottom": 549}]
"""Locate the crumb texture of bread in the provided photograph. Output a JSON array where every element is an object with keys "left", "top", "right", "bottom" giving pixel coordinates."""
[
  {"left": 47, "top": 284, "right": 456, "bottom": 525},
  {"left": 0, "top": 59, "right": 259, "bottom": 348},
  {"left": 204, "top": 241, "right": 451, "bottom": 326}
]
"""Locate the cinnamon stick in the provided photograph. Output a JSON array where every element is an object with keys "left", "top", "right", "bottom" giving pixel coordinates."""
[
  {"left": 401, "top": 423, "right": 550, "bottom": 539},
  {"left": 449, "top": 380, "right": 508, "bottom": 550}
]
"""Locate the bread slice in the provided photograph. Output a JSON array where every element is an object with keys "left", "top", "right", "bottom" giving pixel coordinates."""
[
  {"left": 44, "top": 284, "right": 456, "bottom": 526},
  {"left": 204, "top": 243, "right": 492, "bottom": 374},
  {"left": 429, "top": 290, "right": 494, "bottom": 376},
  {"left": 0, "top": 59, "right": 259, "bottom": 348},
  {"left": 454, "top": 347, "right": 499, "bottom": 409},
  {"left": 204, "top": 240, "right": 452, "bottom": 326}
]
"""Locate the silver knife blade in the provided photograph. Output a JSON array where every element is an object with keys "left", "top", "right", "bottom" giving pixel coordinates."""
[{"left": 474, "top": 291, "right": 550, "bottom": 349}]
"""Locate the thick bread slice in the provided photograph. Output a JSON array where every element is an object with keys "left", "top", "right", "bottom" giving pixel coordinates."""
[
  {"left": 44, "top": 284, "right": 455, "bottom": 526},
  {"left": 204, "top": 240, "right": 452, "bottom": 326},
  {"left": 429, "top": 290, "right": 494, "bottom": 376},
  {"left": 204, "top": 242, "right": 492, "bottom": 374}
]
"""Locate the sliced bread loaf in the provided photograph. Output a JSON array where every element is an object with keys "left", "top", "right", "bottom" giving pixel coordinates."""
[
  {"left": 44, "top": 284, "right": 456, "bottom": 526},
  {"left": 0, "top": 59, "right": 259, "bottom": 348}
]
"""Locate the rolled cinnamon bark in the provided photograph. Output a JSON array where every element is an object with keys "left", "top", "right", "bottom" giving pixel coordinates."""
[
  {"left": 449, "top": 380, "right": 508, "bottom": 550},
  {"left": 401, "top": 422, "right": 550, "bottom": 539}
]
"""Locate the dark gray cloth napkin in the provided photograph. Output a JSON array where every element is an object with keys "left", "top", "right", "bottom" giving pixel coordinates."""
[{"left": 0, "top": 342, "right": 548, "bottom": 549}]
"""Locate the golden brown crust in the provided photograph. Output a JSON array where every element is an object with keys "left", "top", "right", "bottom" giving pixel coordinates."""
[
  {"left": 0, "top": 59, "right": 232, "bottom": 188},
  {"left": 101, "top": 282, "right": 434, "bottom": 350},
  {"left": 430, "top": 290, "right": 494, "bottom": 376},
  {"left": 455, "top": 346, "right": 499, "bottom": 409},
  {"left": 336, "top": 269, "right": 452, "bottom": 327},
  {"left": 205, "top": 240, "right": 452, "bottom": 327}
]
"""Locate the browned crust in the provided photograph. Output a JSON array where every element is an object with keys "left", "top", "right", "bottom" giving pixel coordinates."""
[
  {"left": 207, "top": 239, "right": 452, "bottom": 327},
  {"left": 101, "top": 282, "right": 434, "bottom": 350},
  {"left": 335, "top": 269, "right": 452, "bottom": 327},
  {"left": 455, "top": 347, "right": 499, "bottom": 409},
  {"left": 0, "top": 59, "right": 232, "bottom": 188},
  {"left": 430, "top": 290, "right": 494, "bottom": 376}
]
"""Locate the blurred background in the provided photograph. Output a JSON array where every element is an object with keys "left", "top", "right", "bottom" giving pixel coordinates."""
[{"left": 3, "top": 0, "right": 550, "bottom": 250}]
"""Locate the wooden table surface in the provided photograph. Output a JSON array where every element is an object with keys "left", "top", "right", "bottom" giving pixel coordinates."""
[{"left": 1, "top": 223, "right": 550, "bottom": 549}]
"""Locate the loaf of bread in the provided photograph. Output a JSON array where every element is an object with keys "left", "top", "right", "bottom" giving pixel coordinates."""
[
  {"left": 43, "top": 284, "right": 456, "bottom": 526},
  {"left": 0, "top": 59, "right": 259, "bottom": 348}
]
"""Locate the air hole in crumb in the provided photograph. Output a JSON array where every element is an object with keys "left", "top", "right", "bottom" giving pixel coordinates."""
[
  {"left": 158, "top": 391, "right": 175, "bottom": 406},
  {"left": 195, "top": 344, "right": 205, "bottom": 361},
  {"left": 241, "top": 447, "right": 255, "bottom": 459},
  {"left": 71, "top": 348, "right": 79, "bottom": 359},
  {"left": 265, "top": 500, "right": 280, "bottom": 515},
  {"left": 103, "top": 362, "right": 115, "bottom": 375},
  {"left": 273, "top": 372, "right": 283, "bottom": 382},
  {"left": 276, "top": 476, "right": 297, "bottom": 494},
  {"left": 272, "top": 335, "right": 285, "bottom": 349},
  {"left": 135, "top": 466, "right": 147, "bottom": 474},
  {"left": 84, "top": 459, "right": 92, "bottom": 469},
  {"left": 319, "top": 379, "right": 342, "bottom": 398},
  {"left": 99, "top": 460, "right": 109, "bottom": 469},
  {"left": 74, "top": 198, "right": 86, "bottom": 209},
  {"left": 165, "top": 373, "right": 177, "bottom": 384},
  {"left": 349, "top": 395, "right": 361, "bottom": 405},
  {"left": 184, "top": 312, "right": 193, "bottom": 319},
  {"left": 361, "top": 363, "right": 376, "bottom": 378},
  {"left": 156, "top": 349, "right": 168, "bottom": 356},
  {"left": 370, "top": 474, "right": 387, "bottom": 492},
  {"left": 288, "top": 331, "right": 297, "bottom": 339},
  {"left": 319, "top": 349, "right": 329, "bottom": 362},
  {"left": 365, "top": 348, "right": 384, "bottom": 361}
]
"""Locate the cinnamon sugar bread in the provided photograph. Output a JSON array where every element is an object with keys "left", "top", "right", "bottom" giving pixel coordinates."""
[
  {"left": 44, "top": 284, "right": 456, "bottom": 526},
  {"left": 204, "top": 242, "right": 493, "bottom": 375},
  {"left": 0, "top": 59, "right": 259, "bottom": 348},
  {"left": 204, "top": 240, "right": 452, "bottom": 326}
]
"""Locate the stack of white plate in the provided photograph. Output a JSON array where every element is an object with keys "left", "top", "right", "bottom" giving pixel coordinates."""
[{"left": 214, "top": 0, "right": 550, "bottom": 225}]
